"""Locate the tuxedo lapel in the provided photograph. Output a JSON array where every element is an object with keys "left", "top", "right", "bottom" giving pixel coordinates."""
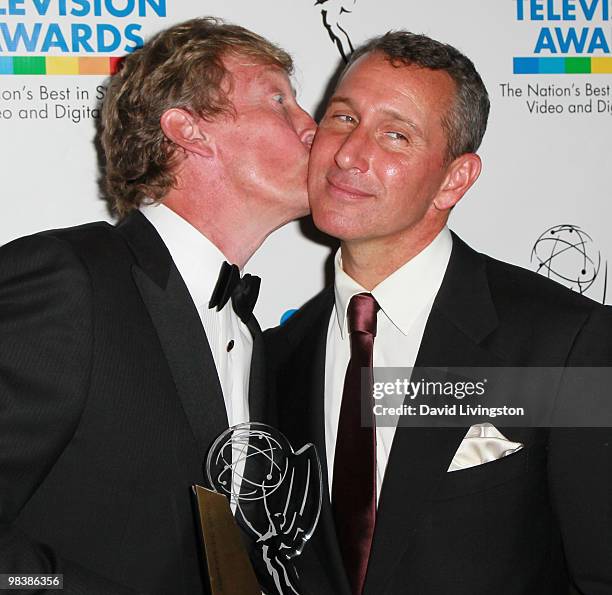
[
  {"left": 364, "top": 234, "right": 501, "bottom": 594},
  {"left": 305, "top": 309, "right": 351, "bottom": 595},
  {"left": 363, "top": 318, "right": 487, "bottom": 594},
  {"left": 279, "top": 290, "right": 352, "bottom": 595},
  {"left": 246, "top": 316, "right": 266, "bottom": 423},
  {"left": 117, "top": 212, "right": 228, "bottom": 466}
]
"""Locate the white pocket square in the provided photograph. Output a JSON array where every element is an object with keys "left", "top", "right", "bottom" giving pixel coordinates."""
[{"left": 447, "top": 423, "right": 524, "bottom": 472}]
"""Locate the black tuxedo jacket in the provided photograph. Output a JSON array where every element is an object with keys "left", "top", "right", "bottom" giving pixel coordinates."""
[
  {"left": 265, "top": 233, "right": 612, "bottom": 595},
  {"left": 0, "top": 211, "right": 266, "bottom": 594}
]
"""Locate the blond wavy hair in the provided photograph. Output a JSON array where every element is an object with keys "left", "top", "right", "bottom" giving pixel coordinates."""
[{"left": 100, "top": 17, "right": 293, "bottom": 217}]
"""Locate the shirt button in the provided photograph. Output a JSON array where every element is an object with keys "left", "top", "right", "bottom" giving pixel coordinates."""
[{"left": 227, "top": 340, "right": 234, "bottom": 352}]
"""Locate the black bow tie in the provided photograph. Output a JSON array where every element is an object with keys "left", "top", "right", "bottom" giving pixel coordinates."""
[{"left": 208, "top": 261, "right": 261, "bottom": 324}]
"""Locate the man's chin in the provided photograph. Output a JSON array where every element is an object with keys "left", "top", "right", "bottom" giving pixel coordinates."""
[{"left": 311, "top": 208, "right": 363, "bottom": 242}]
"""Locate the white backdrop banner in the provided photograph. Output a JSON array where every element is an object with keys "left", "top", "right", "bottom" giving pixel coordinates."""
[{"left": 1, "top": 0, "right": 611, "bottom": 327}]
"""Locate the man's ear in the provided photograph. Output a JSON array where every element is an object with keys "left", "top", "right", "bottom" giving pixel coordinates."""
[
  {"left": 160, "top": 108, "right": 214, "bottom": 158},
  {"left": 433, "top": 153, "right": 482, "bottom": 211}
]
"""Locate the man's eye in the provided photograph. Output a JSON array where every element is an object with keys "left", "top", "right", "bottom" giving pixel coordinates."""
[
  {"left": 273, "top": 94, "right": 285, "bottom": 104},
  {"left": 335, "top": 114, "right": 355, "bottom": 123},
  {"left": 386, "top": 131, "right": 407, "bottom": 141}
]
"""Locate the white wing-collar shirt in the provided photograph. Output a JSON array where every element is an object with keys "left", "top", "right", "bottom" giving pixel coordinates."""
[
  {"left": 325, "top": 227, "right": 453, "bottom": 503},
  {"left": 140, "top": 202, "right": 252, "bottom": 428}
]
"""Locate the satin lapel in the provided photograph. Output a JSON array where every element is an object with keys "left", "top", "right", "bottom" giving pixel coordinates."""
[
  {"left": 364, "top": 234, "right": 500, "bottom": 594},
  {"left": 363, "top": 316, "right": 484, "bottom": 594},
  {"left": 280, "top": 290, "right": 352, "bottom": 595},
  {"left": 118, "top": 212, "right": 228, "bottom": 467},
  {"left": 307, "top": 312, "right": 353, "bottom": 595},
  {"left": 246, "top": 316, "right": 266, "bottom": 423}
]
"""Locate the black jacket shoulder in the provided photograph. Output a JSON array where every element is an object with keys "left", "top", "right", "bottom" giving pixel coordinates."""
[
  {"left": 265, "top": 286, "right": 333, "bottom": 346},
  {"left": 484, "top": 252, "right": 599, "bottom": 315}
]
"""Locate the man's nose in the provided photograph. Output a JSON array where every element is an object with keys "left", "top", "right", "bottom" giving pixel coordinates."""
[
  {"left": 296, "top": 108, "right": 317, "bottom": 149},
  {"left": 334, "top": 128, "right": 369, "bottom": 172}
]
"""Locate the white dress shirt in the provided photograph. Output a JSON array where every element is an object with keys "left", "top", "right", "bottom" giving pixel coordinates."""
[
  {"left": 324, "top": 227, "right": 453, "bottom": 503},
  {"left": 140, "top": 203, "right": 252, "bottom": 428}
]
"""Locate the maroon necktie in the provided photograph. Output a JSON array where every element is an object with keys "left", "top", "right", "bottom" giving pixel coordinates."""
[{"left": 332, "top": 293, "right": 380, "bottom": 595}]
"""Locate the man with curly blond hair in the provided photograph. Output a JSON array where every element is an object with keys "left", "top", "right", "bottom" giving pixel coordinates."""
[{"left": 0, "top": 17, "right": 315, "bottom": 594}]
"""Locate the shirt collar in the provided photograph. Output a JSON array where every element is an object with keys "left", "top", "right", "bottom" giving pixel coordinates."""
[
  {"left": 139, "top": 202, "right": 230, "bottom": 309},
  {"left": 333, "top": 227, "right": 453, "bottom": 338}
]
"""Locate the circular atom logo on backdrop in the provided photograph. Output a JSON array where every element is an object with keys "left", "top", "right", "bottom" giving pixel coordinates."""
[{"left": 531, "top": 224, "right": 608, "bottom": 303}]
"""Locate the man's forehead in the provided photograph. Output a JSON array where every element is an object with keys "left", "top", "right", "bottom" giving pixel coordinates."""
[
  {"left": 345, "top": 53, "right": 452, "bottom": 88},
  {"left": 223, "top": 54, "right": 288, "bottom": 80},
  {"left": 335, "top": 53, "right": 455, "bottom": 113},
  {"left": 253, "top": 64, "right": 293, "bottom": 87}
]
